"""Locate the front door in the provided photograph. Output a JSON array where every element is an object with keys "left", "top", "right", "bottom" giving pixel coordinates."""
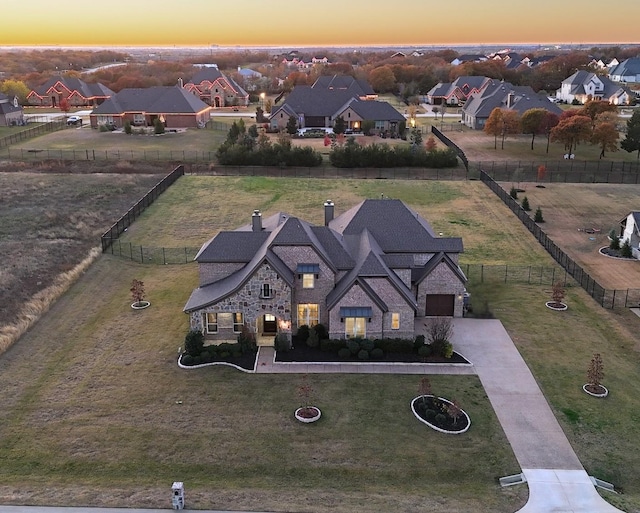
[{"left": 263, "top": 314, "right": 277, "bottom": 334}]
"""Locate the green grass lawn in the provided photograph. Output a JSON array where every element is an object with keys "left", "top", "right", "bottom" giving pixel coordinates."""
[
  {"left": 0, "top": 256, "right": 526, "bottom": 512},
  {"left": 116, "top": 176, "right": 552, "bottom": 266}
]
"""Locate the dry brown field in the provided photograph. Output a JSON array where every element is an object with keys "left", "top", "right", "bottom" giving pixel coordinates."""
[{"left": 504, "top": 182, "right": 640, "bottom": 290}]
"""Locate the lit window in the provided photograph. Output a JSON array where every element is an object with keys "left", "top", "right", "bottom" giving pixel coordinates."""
[
  {"left": 205, "top": 313, "right": 218, "bottom": 333},
  {"left": 261, "top": 283, "right": 272, "bottom": 298},
  {"left": 297, "top": 304, "right": 319, "bottom": 327},
  {"left": 391, "top": 313, "right": 400, "bottom": 330},
  {"left": 233, "top": 312, "right": 243, "bottom": 333},
  {"left": 345, "top": 317, "right": 366, "bottom": 338},
  {"left": 302, "top": 273, "right": 314, "bottom": 288}
]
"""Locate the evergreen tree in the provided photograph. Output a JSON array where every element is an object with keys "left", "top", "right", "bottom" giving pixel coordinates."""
[
  {"left": 534, "top": 207, "right": 544, "bottom": 223},
  {"left": 621, "top": 110, "right": 640, "bottom": 160},
  {"left": 333, "top": 115, "right": 346, "bottom": 135},
  {"left": 286, "top": 115, "right": 298, "bottom": 135},
  {"left": 521, "top": 196, "right": 531, "bottom": 211}
]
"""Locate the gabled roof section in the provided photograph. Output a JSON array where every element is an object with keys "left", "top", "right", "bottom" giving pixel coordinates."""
[
  {"left": 310, "top": 226, "right": 354, "bottom": 270},
  {"left": 195, "top": 231, "right": 270, "bottom": 262},
  {"left": 275, "top": 85, "right": 358, "bottom": 118},
  {"left": 463, "top": 80, "right": 562, "bottom": 118},
  {"left": 327, "top": 229, "right": 417, "bottom": 311},
  {"left": 312, "top": 75, "right": 375, "bottom": 96},
  {"left": 184, "top": 248, "right": 293, "bottom": 312},
  {"left": 270, "top": 217, "right": 338, "bottom": 272},
  {"left": 609, "top": 57, "right": 640, "bottom": 78},
  {"left": 339, "top": 98, "right": 405, "bottom": 122},
  {"left": 620, "top": 211, "right": 640, "bottom": 236},
  {"left": 32, "top": 76, "right": 113, "bottom": 98},
  {"left": 330, "top": 199, "right": 463, "bottom": 253},
  {"left": 92, "top": 86, "right": 210, "bottom": 115},
  {"left": 412, "top": 252, "right": 467, "bottom": 285},
  {"left": 187, "top": 68, "right": 224, "bottom": 84}
]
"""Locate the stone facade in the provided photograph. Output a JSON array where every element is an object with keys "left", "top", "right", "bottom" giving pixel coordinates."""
[
  {"left": 329, "top": 283, "right": 383, "bottom": 339},
  {"left": 190, "top": 262, "right": 292, "bottom": 341}
]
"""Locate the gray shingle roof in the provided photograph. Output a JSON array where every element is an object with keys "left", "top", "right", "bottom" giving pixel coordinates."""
[
  {"left": 330, "top": 199, "right": 463, "bottom": 253},
  {"left": 312, "top": 75, "right": 375, "bottom": 96},
  {"left": 33, "top": 76, "right": 113, "bottom": 98},
  {"left": 340, "top": 98, "right": 405, "bottom": 122},
  {"left": 92, "top": 86, "right": 210, "bottom": 115},
  {"left": 188, "top": 68, "right": 223, "bottom": 84},
  {"left": 195, "top": 232, "right": 270, "bottom": 262}
]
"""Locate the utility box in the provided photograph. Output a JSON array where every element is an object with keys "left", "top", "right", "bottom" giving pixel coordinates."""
[{"left": 172, "top": 482, "right": 184, "bottom": 510}]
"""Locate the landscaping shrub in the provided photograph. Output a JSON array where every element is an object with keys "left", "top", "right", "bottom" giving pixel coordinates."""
[
  {"left": 360, "top": 338, "right": 374, "bottom": 352},
  {"left": 413, "top": 334, "right": 426, "bottom": 350},
  {"left": 347, "top": 339, "right": 361, "bottom": 355},
  {"left": 231, "top": 345, "right": 242, "bottom": 357},
  {"left": 521, "top": 196, "right": 531, "bottom": 211},
  {"left": 296, "top": 325, "right": 310, "bottom": 344},
  {"left": 434, "top": 413, "right": 447, "bottom": 427},
  {"left": 184, "top": 330, "right": 204, "bottom": 357},
  {"left": 154, "top": 118, "right": 165, "bottom": 134},
  {"left": 338, "top": 347, "right": 351, "bottom": 359},
  {"left": 425, "top": 409, "right": 437, "bottom": 422},
  {"left": 375, "top": 338, "right": 414, "bottom": 353},
  {"left": 192, "top": 355, "right": 202, "bottom": 365},
  {"left": 621, "top": 239, "right": 633, "bottom": 258},
  {"left": 238, "top": 324, "right": 257, "bottom": 354},
  {"left": 124, "top": 120, "right": 132, "bottom": 135},
  {"left": 200, "top": 351, "right": 212, "bottom": 363},
  {"left": 418, "top": 345, "right": 432, "bottom": 357},
  {"left": 320, "top": 338, "right": 345, "bottom": 353},
  {"left": 181, "top": 354, "right": 193, "bottom": 366},
  {"left": 314, "top": 323, "right": 328, "bottom": 341},
  {"left": 306, "top": 327, "right": 320, "bottom": 348},
  {"left": 510, "top": 186, "right": 518, "bottom": 199},
  {"left": 275, "top": 333, "right": 291, "bottom": 352},
  {"left": 534, "top": 207, "right": 544, "bottom": 223},
  {"left": 357, "top": 349, "right": 370, "bottom": 360},
  {"left": 370, "top": 347, "right": 384, "bottom": 359}
]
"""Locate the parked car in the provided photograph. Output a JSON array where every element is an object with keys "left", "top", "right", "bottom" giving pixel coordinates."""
[{"left": 67, "top": 115, "right": 83, "bottom": 126}]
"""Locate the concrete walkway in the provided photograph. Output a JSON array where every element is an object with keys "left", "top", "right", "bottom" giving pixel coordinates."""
[{"left": 449, "top": 319, "right": 621, "bottom": 513}]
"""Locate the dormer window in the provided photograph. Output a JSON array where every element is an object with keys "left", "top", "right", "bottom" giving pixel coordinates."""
[
  {"left": 261, "top": 283, "right": 272, "bottom": 298},
  {"left": 297, "top": 264, "right": 320, "bottom": 289}
]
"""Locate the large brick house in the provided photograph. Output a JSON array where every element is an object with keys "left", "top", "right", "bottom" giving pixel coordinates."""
[
  {"left": 184, "top": 199, "right": 466, "bottom": 345},
  {"left": 27, "top": 76, "right": 113, "bottom": 108},
  {"left": 89, "top": 86, "right": 211, "bottom": 129},
  {"left": 182, "top": 68, "right": 249, "bottom": 107}
]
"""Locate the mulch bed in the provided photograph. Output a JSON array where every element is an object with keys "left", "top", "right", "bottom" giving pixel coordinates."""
[
  {"left": 600, "top": 247, "right": 635, "bottom": 260},
  {"left": 275, "top": 344, "right": 470, "bottom": 364},
  {"left": 413, "top": 396, "right": 470, "bottom": 432},
  {"left": 181, "top": 351, "right": 257, "bottom": 371}
]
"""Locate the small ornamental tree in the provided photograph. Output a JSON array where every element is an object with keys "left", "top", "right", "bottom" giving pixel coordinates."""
[
  {"left": 510, "top": 186, "right": 518, "bottom": 199},
  {"left": 551, "top": 281, "right": 565, "bottom": 307},
  {"left": 333, "top": 115, "right": 346, "bottom": 135},
  {"left": 537, "top": 164, "right": 547, "bottom": 182},
  {"left": 609, "top": 229, "right": 620, "bottom": 250},
  {"left": 154, "top": 117, "right": 165, "bottom": 134},
  {"left": 59, "top": 97, "right": 71, "bottom": 116},
  {"left": 446, "top": 399, "right": 463, "bottom": 426},
  {"left": 130, "top": 279, "right": 146, "bottom": 306},
  {"left": 425, "top": 135, "right": 438, "bottom": 152},
  {"left": 286, "top": 115, "right": 298, "bottom": 135},
  {"left": 521, "top": 196, "right": 531, "bottom": 211},
  {"left": 621, "top": 239, "right": 633, "bottom": 258},
  {"left": 424, "top": 317, "right": 453, "bottom": 358},
  {"left": 534, "top": 207, "right": 544, "bottom": 223},
  {"left": 587, "top": 353, "right": 604, "bottom": 389},
  {"left": 296, "top": 374, "right": 318, "bottom": 418},
  {"left": 124, "top": 120, "right": 132, "bottom": 135},
  {"left": 418, "top": 376, "right": 432, "bottom": 409}
]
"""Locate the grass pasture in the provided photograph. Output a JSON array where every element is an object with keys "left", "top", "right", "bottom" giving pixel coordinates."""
[
  {"left": 506, "top": 182, "right": 640, "bottom": 289},
  {"left": 0, "top": 256, "right": 526, "bottom": 512},
  {"left": 4, "top": 174, "right": 640, "bottom": 511}
]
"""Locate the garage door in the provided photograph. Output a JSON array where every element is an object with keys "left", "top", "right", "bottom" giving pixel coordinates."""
[{"left": 425, "top": 294, "right": 454, "bottom": 316}]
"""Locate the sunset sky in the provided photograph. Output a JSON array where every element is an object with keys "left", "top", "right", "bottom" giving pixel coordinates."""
[{"left": 2, "top": 0, "right": 639, "bottom": 48}]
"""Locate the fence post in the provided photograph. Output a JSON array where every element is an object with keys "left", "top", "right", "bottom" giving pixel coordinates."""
[
  {"left": 140, "top": 245, "right": 144, "bottom": 263},
  {"left": 163, "top": 247, "right": 166, "bottom": 265}
]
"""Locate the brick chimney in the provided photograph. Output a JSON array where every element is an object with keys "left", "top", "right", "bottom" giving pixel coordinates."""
[
  {"left": 252, "top": 210, "right": 262, "bottom": 232},
  {"left": 324, "top": 200, "right": 334, "bottom": 226}
]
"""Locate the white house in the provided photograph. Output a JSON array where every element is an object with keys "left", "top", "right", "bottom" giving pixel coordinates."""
[
  {"left": 609, "top": 58, "right": 640, "bottom": 83},
  {"left": 619, "top": 212, "right": 640, "bottom": 259},
  {"left": 556, "top": 70, "right": 632, "bottom": 105}
]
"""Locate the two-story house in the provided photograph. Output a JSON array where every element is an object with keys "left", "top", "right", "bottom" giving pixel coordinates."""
[
  {"left": 556, "top": 71, "right": 632, "bottom": 105},
  {"left": 184, "top": 199, "right": 467, "bottom": 345}
]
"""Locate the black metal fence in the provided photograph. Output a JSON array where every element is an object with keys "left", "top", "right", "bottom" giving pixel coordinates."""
[
  {"left": 479, "top": 169, "right": 639, "bottom": 309},
  {"left": 6, "top": 147, "right": 219, "bottom": 162},
  {"left": 431, "top": 125, "right": 469, "bottom": 171},
  {"left": 100, "top": 165, "right": 185, "bottom": 253},
  {"left": 473, "top": 160, "right": 640, "bottom": 183},
  {"left": 104, "top": 240, "right": 199, "bottom": 264},
  {"left": 0, "top": 120, "right": 66, "bottom": 149}
]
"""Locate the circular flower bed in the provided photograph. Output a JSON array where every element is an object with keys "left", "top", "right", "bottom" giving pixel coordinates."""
[
  {"left": 295, "top": 406, "right": 321, "bottom": 423},
  {"left": 131, "top": 301, "right": 150, "bottom": 310},
  {"left": 583, "top": 383, "right": 608, "bottom": 398},
  {"left": 411, "top": 395, "right": 470, "bottom": 434},
  {"left": 545, "top": 301, "right": 567, "bottom": 311}
]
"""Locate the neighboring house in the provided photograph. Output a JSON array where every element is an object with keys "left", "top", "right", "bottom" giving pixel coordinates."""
[
  {"left": 311, "top": 56, "right": 329, "bottom": 64},
  {"left": 182, "top": 68, "right": 249, "bottom": 107},
  {"left": 426, "top": 76, "right": 492, "bottom": 105},
  {"left": 27, "top": 76, "right": 113, "bottom": 108},
  {"left": 450, "top": 54, "right": 488, "bottom": 66},
  {"left": 462, "top": 80, "right": 562, "bottom": 129},
  {"left": 89, "top": 86, "right": 211, "bottom": 129},
  {"left": 237, "top": 67, "right": 262, "bottom": 79},
  {"left": 556, "top": 71, "right": 633, "bottom": 105},
  {"left": 619, "top": 212, "right": 640, "bottom": 259},
  {"left": 609, "top": 57, "right": 640, "bottom": 83},
  {"left": 269, "top": 75, "right": 401, "bottom": 133},
  {"left": 184, "top": 199, "right": 466, "bottom": 345},
  {"left": 0, "top": 93, "right": 24, "bottom": 126},
  {"left": 390, "top": 52, "right": 407, "bottom": 59}
]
